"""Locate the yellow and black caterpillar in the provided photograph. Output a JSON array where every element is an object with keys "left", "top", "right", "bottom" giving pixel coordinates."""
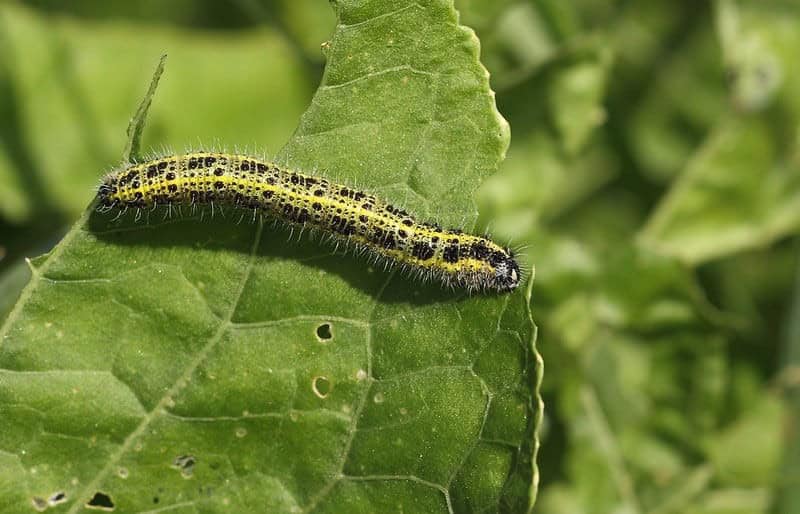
[{"left": 97, "top": 152, "right": 521, "bottom": 293}]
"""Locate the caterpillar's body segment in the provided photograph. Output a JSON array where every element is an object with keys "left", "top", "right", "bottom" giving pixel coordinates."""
[{"left": 97, "top": 152, "right": 521, "bottom": 293}]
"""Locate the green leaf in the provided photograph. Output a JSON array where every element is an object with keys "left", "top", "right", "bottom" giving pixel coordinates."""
[
  {"left": 639, "top": 116, "right": 800, "bottom": 264},
  {"left": 548, "top": 47, "right": 612, "bottom": 155},
  {"left": 706, "top": 392, "right": 781, "bottom": 488},
  {"left": 123, "top": 54, "right": 167, "bottom": 165},
  {"left": 0, "top": 2, "right": 540, "bottom": 514}
]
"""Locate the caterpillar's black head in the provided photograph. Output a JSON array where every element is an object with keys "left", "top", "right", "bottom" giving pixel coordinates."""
[{"left": 490, "top": 248, "right": 521, "bottom": 292}]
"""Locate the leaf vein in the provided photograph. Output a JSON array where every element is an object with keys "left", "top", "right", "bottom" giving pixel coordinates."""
[{"left": 65, "top": 222, "right": 265, "bottom": 514}]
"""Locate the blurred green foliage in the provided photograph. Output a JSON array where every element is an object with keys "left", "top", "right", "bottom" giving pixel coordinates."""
[{"left": 0, "top": 0, "right": 798, "bottom": 513}]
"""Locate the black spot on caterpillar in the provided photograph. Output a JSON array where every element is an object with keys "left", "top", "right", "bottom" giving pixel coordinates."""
[{"left": 96, "top": 152, "right": 521, "bottom": 293}]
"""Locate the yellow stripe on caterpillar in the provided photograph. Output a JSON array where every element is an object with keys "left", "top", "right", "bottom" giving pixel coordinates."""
[{"left": 97, "top": 152, "right": 521, "bottom": 293}]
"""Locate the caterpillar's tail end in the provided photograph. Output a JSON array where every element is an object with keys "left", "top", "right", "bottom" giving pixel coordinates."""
[
  {"left": 97, "top": 183, "right": 112, "bottom": 199},
  {"left": 96, "top": 178, "right": 118, "bottom": 210}
]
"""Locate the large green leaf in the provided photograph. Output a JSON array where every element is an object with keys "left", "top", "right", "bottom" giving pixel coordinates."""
[{"left": 0, "top": 1, "right": 540, "bottom": 513}]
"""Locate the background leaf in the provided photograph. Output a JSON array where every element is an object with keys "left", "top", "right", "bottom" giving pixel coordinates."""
[{"left": 0, "top": 1, "right": 539, "bottom": 514}]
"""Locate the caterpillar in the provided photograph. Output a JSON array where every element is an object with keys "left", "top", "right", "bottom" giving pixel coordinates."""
[{"left": 96, "top": 152, "right": 521, "bottom": 293}]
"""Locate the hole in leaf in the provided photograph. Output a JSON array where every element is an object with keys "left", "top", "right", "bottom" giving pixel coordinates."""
[
  {"left": 315, "top": 323, "right": 333, "bottom": 341},
  {"left": 312, "top": 376, "right": 332, "bottom": 398},
  {"left": 86, "top": 491, "right": 115, "bottom": 510},
  {"left": 48, "top": 492, "right": 67, "bottom": 506},
  {"left": 32, "top": 497, "right": 47, "bottom": 512},
  {"left": 173, "top": 454, "right": 196, "bottom": 478}
]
